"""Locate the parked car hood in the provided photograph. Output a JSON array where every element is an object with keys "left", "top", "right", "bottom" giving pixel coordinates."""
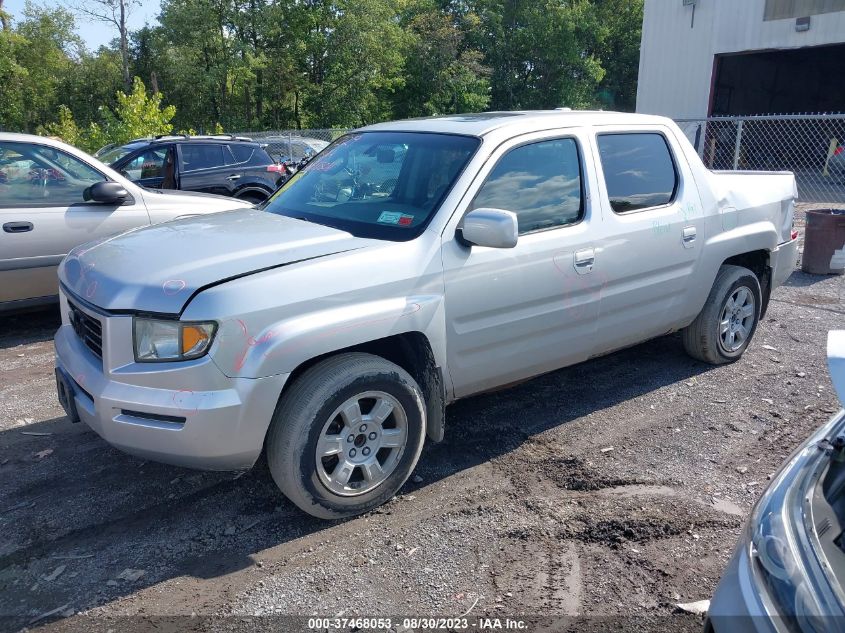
[
  {"left": 140, "top": 188, "right": 251, "bottom": 214},
  {"left": 58, "top": 209, "right": 376, "bottom": 314}
]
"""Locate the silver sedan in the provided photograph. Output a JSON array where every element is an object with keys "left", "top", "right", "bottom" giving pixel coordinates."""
[{"left": 0, "top": 133, "right": 250, "bottom": 312}]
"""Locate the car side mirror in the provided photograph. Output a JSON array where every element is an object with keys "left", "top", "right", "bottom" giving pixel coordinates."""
[
  {"left": 84, "top": 181, "right": 128, "bottom": 204},
  {"left": 460, "top": 208, "right": 519, "bottom": 249}
]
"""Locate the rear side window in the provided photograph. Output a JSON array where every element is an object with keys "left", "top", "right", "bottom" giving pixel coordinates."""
[
  {"left": 596, "top": 133, "right": 677, "bottom": 213},
  {"left": 229, "top": 144, "right": 256, "bottom": 164},
  {"left": 179, "top": 144, "right": 226, "bottom": 171},
  {"left": 470, "top": 138, "right": 583, "bottom": 235}
]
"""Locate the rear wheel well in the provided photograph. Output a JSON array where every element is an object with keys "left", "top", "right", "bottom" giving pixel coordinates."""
[
  {"left": 722, "top": 250, "right": 772, "bottom": 317},
  {"left": 235, "top": 187, "right": 270, "bottom": 202},
  {"left": 281, "top": 332, "right": 446, "bottom": 442}
]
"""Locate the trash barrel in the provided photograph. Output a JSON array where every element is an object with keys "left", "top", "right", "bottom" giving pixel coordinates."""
[{"left": 801, "top": 209, "right": 845, "bottom": 275}]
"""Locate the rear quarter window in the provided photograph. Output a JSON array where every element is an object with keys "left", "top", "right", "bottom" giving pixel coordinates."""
[
  {"left": 229, "top": 144, "right": 256, "bottom": 164},
  {"left": 596, "top": 132, "right": 678, "bottom": 214},
  {"left": 249, "top": 146, "right": 274, "bottom": 166}
]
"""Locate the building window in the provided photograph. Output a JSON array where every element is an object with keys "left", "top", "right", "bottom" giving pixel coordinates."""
[{"left": 764, "top": 0, "right": 845, "bottom": 21}]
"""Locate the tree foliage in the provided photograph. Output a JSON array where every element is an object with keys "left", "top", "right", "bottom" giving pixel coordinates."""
[
  {"left": 0, "top": 0, "right": 644, "bottom": 145},
  {"left": 43, "top": 78, "right": 175, "bottom": 153}
]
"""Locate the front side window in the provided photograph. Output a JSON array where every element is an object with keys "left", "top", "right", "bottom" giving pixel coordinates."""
[
  {"left": 0, "top": 141, "right": 103, "bottom": 207},
  {"left": 597, "top": 133, "right": 678, "bottom": 214},
  {"left": 179, "top": 144, "right": 226, "bottom": 171},
  {"left": 99, "top": 143, "right": 144, "bottom": 165},
  {"left": 470, "top": 138, "right": 583, "bottom": 235},
  {"left": 263, "top": 132, "right": 479, "bottom": 241},
  {"left": 121, "top": 148, "right": 170, "bottom": 181}
]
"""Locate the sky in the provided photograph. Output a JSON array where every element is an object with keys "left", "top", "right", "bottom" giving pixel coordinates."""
[{"left": 4, "top": 0, "right": 162, "bottom": 50}]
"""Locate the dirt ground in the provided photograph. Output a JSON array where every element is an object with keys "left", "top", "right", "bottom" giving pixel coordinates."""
[{"left": 1, "top": 210, "right": 844, "bottom": 633}]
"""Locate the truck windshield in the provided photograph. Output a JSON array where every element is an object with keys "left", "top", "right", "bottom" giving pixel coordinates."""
[{"left": 262, "top": 132, "right": 479, "bottom": 241}]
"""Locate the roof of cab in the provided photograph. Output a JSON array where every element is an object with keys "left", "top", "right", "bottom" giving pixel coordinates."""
[{"left": 359, "top": 110, "right": 673, "bottom": 137}]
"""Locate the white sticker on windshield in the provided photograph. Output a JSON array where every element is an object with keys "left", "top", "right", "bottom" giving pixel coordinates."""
[{"left": 377, "top": 211, "right": 403, "bottom": 225}]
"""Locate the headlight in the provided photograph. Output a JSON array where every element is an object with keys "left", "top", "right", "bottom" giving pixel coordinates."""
[
  {"left": 134, "top": 318, "right": 217, "bottom": 362},
  {"left": 748, "top": 413, "right": 845, "bottom": 633}
]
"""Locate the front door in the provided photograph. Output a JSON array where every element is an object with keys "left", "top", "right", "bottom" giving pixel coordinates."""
[
  {"left": 0, "top": 140, "right": 150, "bottom": 305},
  {"left": 441, "top": 130, "right": 605, "bottom": 398},
  {"left": 120, "top": 146, "right": 177, "bottom": 190}
]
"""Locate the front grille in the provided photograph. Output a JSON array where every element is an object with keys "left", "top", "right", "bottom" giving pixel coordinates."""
[{"left": 68, "top": 300, "right": 103, "bottom": 359}]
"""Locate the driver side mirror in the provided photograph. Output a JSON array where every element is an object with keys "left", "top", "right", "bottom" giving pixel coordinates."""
[
  {"left": 460, "top": 208, "right": 519, "bottom": 249},
  {"left": 83, "top": 181, "right": 128, "bottom": 204}
]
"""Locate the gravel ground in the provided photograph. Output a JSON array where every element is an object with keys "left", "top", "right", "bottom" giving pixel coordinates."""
[{"left": 1, "top": 209, "right": 843, "bottom": 633}]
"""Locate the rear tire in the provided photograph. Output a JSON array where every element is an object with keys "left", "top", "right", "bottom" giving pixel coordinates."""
[
  {"left": 265, "top": 353, "right": 426, "bottom": 519},
  {"left": 682, "top": 265, "right": 762, "bottom": 365}
]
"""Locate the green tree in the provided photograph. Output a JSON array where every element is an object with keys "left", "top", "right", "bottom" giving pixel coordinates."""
[
  {"left": 300, "top": 0, "right": 408, "bottom": 128},
  {"left": 44, "top": 77, "right": 176, "bottom": 152},
  {"left": 3, "top": 3, "right": 81, "bottom": 132},
  {"left": 0, "top": 28, "right": 29, "bottom": 129},
  {"left": 590, "top": 0, "right": 643, "bottom": 111},
  {"left": 394, "top": 1, "right": 490, "bottom": 118},
  {"left": 4, "top": 0, "right": 645, "bottom": 138},
  {"left": 470, "top": 0, "right": 605, "bottom": 111}
]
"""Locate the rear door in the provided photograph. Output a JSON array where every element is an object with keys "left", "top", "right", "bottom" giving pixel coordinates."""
[
  {"left": 588, "top": 126, "right": 705, "bottom": 353},
  {"left": 177, "top": 143, "right": 233, "bottom": 196},
  {"left": 227, "top": 144, "right": 278, "bottom": 194},
  {"left": 0, "top": 140, "right": 150, "bottom": 305},
  {"left": 441, "top": 129, "right": 605, "bottom": 398}
]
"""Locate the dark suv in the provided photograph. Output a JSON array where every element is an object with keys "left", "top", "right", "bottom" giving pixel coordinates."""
[{"left": 99, "top": 135, "right": 286, "bottom": 203}]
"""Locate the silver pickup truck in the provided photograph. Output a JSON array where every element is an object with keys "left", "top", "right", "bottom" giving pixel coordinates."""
[{"left": 54, "top": 111, "right": 799, "bottom": 519}]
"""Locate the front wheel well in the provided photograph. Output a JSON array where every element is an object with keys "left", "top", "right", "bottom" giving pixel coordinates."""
[
  {"left": 721, "top": 250, "right": 772, "bottom": 317},
  {"left": 280, "top": 332, "right": 446, "bottom": 442}
]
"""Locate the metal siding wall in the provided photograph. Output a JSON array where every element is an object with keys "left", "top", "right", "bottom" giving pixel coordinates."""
[{"left": 636, "top": 0, "right": 718, "bottom": 118}]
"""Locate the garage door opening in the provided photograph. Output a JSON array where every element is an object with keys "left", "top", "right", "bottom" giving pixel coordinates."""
[{"left": 711, "top": 43, "right": 845, "bottom": 116}]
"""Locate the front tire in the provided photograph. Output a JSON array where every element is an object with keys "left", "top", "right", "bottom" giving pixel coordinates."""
[
  {"left": 266, "top": 353, "right": 426, "bottom": 519},
  {"left": 682, "top": 265, "right": 762, "bottom": 365}
]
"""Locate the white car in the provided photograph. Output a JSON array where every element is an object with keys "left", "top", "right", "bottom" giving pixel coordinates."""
[
  {"left": 0, "top": 133, "right": 250, "bottom": 312},
  {"left": 54, "top": 111, "right": 799, "bottom": 518}
]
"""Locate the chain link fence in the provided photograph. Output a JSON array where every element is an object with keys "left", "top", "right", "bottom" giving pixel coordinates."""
[
  {"left": 231, "top": 129, "right": 350, "bottom": 163},
  {"left": 675, "top": 114, "right": 845, "bottom": 204},
  {"left": 237, "top": 117, "right": 845, "bottom": 204}
]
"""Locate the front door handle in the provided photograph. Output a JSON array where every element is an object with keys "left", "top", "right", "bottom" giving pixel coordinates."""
[
  {"left": 573, "top": 248, "right": 595, "bottom": 274},
  {"left": 682, "top": 226, "right": 697, "bottom": 249},
  {"left": 3, "top": 221, "right": 33, "bottom": 233},
  {"left": 226, "top": 174, "right": 242, "bottom": 181}
]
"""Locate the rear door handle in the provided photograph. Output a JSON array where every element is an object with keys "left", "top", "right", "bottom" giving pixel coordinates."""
[
  {"left": 3, "top": 221, "right": 33, "bottom": 233},
  {"left": 682, "top": 226, "right": 697, "bottom": 248},
  {"left": 573, "top": 248, "right": 595, "bottom": 274}
]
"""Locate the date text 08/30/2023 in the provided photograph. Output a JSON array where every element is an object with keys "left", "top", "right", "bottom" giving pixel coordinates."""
[{"left": 307, "top": 617, "right": 528, "bottom": 630}]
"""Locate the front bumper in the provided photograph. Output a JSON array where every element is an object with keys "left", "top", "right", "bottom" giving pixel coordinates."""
[
  {"left": 708, "top": 540, "right": 778, "bottom": 633},
  {"left": 54, "top": 302, "right": 288, "bottom": 470},
  {"left": 708, "top": 409, "right": 845, "bottom": 633}
]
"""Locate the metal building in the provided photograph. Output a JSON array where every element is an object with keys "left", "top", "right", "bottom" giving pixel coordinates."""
[{"left": 636, "top": 0, "right": 845, "bottom": 119}]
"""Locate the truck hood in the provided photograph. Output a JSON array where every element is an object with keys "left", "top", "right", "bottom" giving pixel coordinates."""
[{"left": 59, "top": 209, "right": 376, "bottom": 314}]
